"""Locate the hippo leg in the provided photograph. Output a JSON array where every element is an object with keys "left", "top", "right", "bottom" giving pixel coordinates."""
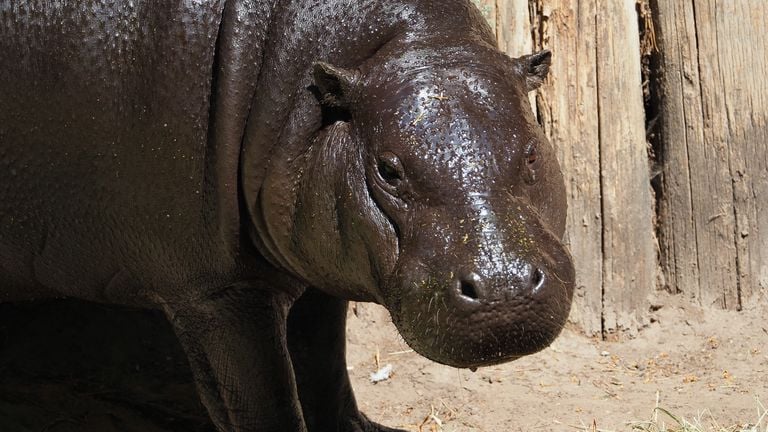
[
  {"left": 288, "top": 288, "right": 406, "bottom": 432},
  {"left": 166, "top": 282, "right": 306, "bottom": 432}
]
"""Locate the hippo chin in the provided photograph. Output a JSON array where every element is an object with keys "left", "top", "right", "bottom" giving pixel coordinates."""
[{"left": 1, "top": 0, "right": 574, "bottom": 430}]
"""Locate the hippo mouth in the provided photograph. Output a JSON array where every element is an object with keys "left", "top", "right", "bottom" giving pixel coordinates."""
[
  {"left": 381, "top": 206, "right": 576, "bottom": 368},
  {"left": 385, "top": 263, "right": 574, "bottom": 368}
]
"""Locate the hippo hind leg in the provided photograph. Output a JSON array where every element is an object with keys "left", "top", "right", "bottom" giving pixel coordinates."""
[{"left": 287, "top": 288, "right": 406, "bottom": 432}]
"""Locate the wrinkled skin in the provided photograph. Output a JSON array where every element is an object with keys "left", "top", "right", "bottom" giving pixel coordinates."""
[{"left": 0, "top": 0, "right": 574, "bottom": 431}]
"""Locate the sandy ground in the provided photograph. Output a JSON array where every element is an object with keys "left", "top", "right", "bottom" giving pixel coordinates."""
[
  {"left": 348, "top": 296, "right": 768, "bottom": 431},
  {"left": 0, "top": 295, "right": 765, "bottom": 431}
]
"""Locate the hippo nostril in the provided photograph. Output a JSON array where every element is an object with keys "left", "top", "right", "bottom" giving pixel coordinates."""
[
  {"left": 457, "top": 272, "right": 483, "bottom": 301},
  {"left": 531, "top": 268, "right": 545, "bottom": 291},
  {"left": 459, "top": 279, "right": 479, "bottom": 300}
]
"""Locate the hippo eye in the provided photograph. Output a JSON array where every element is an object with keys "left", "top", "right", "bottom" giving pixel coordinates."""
[
  {"left": 377, "top": 152, "right": 404, "bottom": 186},
  {"left": 523, "top": 142, "right": 541, "bottom": 184},
  {"left": 526, "top": 148, "right": 539, "bottom": 165}
]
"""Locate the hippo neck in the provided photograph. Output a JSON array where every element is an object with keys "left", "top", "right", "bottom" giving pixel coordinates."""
[{"left": 241, "top": 0, "right": 497, "bottom": 285}]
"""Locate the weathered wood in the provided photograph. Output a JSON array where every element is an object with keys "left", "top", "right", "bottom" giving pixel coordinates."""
[
  {"left": 654, "top": 1, "right": 705, "bottom": 304},
  {"left": 525, "top": 0, "right": 657, "bottom": 335},
  {"left": 493, "top": 0, "right": 658, "bottom": 335},
  {"left": 525, "top": 0, "right": 605, "bottom": 335},
  {"left": 495, "top": 0, "right": 537, "bottom": 111},
  {"left": 594, "top": 0, "right": 656, "bottom": 333},
  {"left": 495, "top": 0, "right": 532, "bottom": 57},
  {"left": 477, "top": 0, "right": 767, "bottom": 333},
  {"left": 655, "top": 0, "right": 768, "bottom": 308},
  {"left": 478, "top": 1, "right": 604, "bottom": 335}
]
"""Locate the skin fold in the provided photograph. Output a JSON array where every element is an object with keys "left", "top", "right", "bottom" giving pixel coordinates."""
[{"left": 0, "top": 1, "right": 575, "bottom": 431}]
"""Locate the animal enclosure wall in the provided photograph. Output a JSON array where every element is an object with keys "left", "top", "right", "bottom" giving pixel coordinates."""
[{"left": 472, "top": 0, "right": 768, "bottom": 336}]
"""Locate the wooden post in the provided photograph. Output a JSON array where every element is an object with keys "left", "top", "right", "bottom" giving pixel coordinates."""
[
  {"left": 655, "top": 0, "right": 768, "bottom": 308},
  {"left": 594, "top": 0, "right": 657, "bottom": 334},
  {"left": 527, "top": 0, "right": 606, "bottom": 336},
  {"left": 482, "top": 0, "right": 767, "bottom": 333},
  {"left": 490, "top": 0, "right": 658, "bottom": 335},
  {"left": 496, "top": 0, "right": 533, "bottom": 57},
  {"left": 520, "top": 0, "right": 657, "bottom": 335},
  {"left": 495, "top": 0, "right": 537, "bottom": 111}
]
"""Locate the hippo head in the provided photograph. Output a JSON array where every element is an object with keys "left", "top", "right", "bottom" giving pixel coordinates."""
[{"left": 262, "top": 44, "right": 574, "bottom": 368}]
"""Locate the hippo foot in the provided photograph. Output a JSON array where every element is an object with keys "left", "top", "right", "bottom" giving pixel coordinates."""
[{"left": 346, "top": 413, "right": 407, "bottom": 432}]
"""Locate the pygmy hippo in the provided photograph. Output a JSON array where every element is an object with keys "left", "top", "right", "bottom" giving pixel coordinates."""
[{"left": 0, "top": 0, "right": 575, "bottom": 430}]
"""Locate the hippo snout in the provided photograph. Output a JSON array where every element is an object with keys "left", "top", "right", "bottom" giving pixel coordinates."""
[
  {"left": 384, "top": 201, "right": 575, "bottom": 369},
  {"left": 452, "top": 264, "right": 546, "bottom": 304}
]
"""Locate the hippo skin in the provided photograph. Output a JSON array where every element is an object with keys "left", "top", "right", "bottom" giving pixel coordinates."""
[{"left": 0, "top": 0, "right": 575, "bottom": 431}]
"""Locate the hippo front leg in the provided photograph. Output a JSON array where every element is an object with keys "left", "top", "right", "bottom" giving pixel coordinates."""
[
  {"left": 288, "top": 288, "right": 406, "bottom": 432},
  {"left": 165, "top": 282, "right": 307, "bottom": 432}
]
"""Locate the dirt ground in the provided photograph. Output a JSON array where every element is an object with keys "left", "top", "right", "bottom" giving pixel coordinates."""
[
  {"left": 0, "top": 294, "right": 765, "bottom": 431},
  {"left": 347, "top": 296, "right": 768, "bottom": 431}
]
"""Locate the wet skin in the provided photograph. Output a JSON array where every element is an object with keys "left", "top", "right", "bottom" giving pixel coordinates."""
[{"left": 0, "top": 1, "right": 574, "bottom": 431}]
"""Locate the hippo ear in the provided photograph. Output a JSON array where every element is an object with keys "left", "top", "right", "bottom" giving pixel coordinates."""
[
  {"left": 515, "top": 49, "right": 551, "bottom": 91},
  {"left": 312, "top": 62, "right": 361, "bottom": 107}
]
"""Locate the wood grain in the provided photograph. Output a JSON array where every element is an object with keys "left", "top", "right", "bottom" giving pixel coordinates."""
[
  {"left": 594, "top": 0, "right": 656, "bottom": 333},
  {"left": 527, "top": 0, "right": 656, "bottom": 335},
  {"left": 656, "top": 0, "right": 768, "bottom": 308},
  {"left": 489, "top": 0, "right": 658, "bottom": 335},
  {"left": 495, "top": 0, "right": 532, "bottom": 57},
  {"left": 528, "top": 0, "right": 606, "bottom": 335},
  {"left": 475, "top": 0, "right": 766, "bottom": 334}
]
